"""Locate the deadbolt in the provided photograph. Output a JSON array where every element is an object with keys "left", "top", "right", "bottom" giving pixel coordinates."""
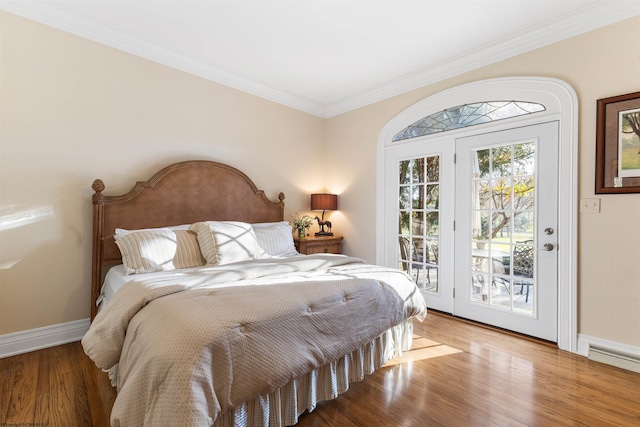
[{"left": 544, "top": 227, "right": 554, "bottom": 235}]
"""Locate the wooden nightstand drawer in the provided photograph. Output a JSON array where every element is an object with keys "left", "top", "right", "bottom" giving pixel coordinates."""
[{"left": 295, "top": 236, "right": 343, "bottom": 255}]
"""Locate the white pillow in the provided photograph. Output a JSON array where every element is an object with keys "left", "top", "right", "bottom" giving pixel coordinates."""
[
  {"left": 253, "top": 223, "right": 298, "bottom": 257},
  {"left": 114, "top": 228, "right": 205, "bottom": 275},
  {"left": 250, "top": 221, "right": 290, "bottom": 229},
  {"left": 190, "top": 221, "right": 263, "bottom": 265},
  {"left": 114, "top": 224, "right": 191, "bottom": 240}
]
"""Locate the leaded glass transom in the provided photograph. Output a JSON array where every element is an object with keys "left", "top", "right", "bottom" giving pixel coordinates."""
[{"left": 392, "top": 101, "right": 545, "bottom": 142}]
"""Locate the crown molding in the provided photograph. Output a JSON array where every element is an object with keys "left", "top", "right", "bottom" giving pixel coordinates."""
[
  {"left": 326, "top": 1, "right": 640, "bottom": 117},
  {"left": 2, "top": 1, "right": 638, "bottom": 119},
  {"left": 0, "top": 1, "right": 327, "bottom": 117}
]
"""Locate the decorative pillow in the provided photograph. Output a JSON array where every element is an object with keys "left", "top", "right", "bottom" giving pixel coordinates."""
[
  {"left": 115, "top": 228, "right": 204, "bottom": 275},
  {"left": 253, "top": 223, "right": 298, "bottom": 257},
  {"left": 190, "top": 221, "right": 263, "bottom": 265}
]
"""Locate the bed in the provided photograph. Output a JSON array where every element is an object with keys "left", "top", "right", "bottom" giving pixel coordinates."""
[{"left": 81, "top": 160, "right": 426, "bottom": 427}]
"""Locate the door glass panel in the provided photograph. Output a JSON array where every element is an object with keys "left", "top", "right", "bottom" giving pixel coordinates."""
[
  {"left": 412, "top": 212, "right": 424, "bottom": 235},
  {"left": 470, "top": 142, "right": 536, "bottom": 315},
  {"left": 397, "top": 155, "right": 441, "bottom": 294},
  {"left": 399, "top": 160, "right": 411, "bottom": 185},
  {"left": 413, "top": 158, "right": 425, "bottom": 183},
  {"left": 411, "top": 185, "right": 422, "bottom": 209},
  {"left": 425, "top": 184, "right": 439, "bottom": 209},
  {"left": 399, "top": 187, "right": 410, "bottom": 209},
  {"left": 425, "top": 212, "right": 439, "bottom": 238}
]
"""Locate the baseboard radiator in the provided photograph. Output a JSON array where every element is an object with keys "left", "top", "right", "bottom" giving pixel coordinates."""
[{"left": 588, "top": 344, "right": 640, "bottom": 373}]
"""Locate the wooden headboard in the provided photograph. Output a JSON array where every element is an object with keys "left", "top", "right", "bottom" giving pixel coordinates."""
[{"left": 91, "top": 160, "right": 285, "bottom": 320}]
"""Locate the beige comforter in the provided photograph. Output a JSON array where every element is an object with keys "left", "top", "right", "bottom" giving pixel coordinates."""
[{"left": 82, "top": 255, "right": 426, "bottom": 426}]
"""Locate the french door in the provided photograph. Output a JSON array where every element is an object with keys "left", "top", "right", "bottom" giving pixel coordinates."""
[
  {"left": 386, "top": 140, "right": 454, "bottom": 313},
  {"left": 386, "top": 122, "right": 559, "bottom": 341},
  {"left": 454, "top": 122, "right": 558, "bottom": 341}
]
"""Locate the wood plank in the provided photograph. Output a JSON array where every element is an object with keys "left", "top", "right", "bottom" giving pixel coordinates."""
[
  {"left": 48, "top": 343, "right": 81, "bottom": 427},
  {"left": 68, "top": 343, "right": 94, "bottom": 427},
  {"left": 34, "top": 342, "right": 50, "bottom": 426},
  {"left": 0, "top": 351, "right": 17, "bottom": 421},
  {"left": 3, "top": 350, "right": 39, "bottom": 424}
]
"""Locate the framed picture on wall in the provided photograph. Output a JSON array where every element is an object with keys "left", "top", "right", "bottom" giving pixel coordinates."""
[{"left": 595, "top": 91, "right": 640, "bottom": 194}]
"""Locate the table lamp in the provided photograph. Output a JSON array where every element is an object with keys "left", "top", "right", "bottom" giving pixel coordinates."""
[{"left": 310, "top": 193, "right": 337, "bottom": 236}]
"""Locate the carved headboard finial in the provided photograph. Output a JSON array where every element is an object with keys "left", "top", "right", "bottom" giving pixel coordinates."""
[
  {"left": 92, "top": 179, "right": 105, "bottom": 193},
  {"left": 278, "top": 192, "right": 285, "bottom": 202},
  {"left": 92, "top": 179, "right": 105, "bottom": 203}
]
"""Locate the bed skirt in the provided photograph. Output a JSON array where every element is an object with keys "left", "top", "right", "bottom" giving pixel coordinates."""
[{"left": 213, "top": 319, "right": 415, "bottom": 427}]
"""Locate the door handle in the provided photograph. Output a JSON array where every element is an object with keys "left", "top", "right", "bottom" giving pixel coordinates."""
[{"left": 540, "top": 243, "right": 554, "bottom": 251}]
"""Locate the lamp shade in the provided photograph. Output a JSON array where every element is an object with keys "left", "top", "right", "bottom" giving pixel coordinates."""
[{"left": 310, "top": 193, "right": 337, "bottom": 211}]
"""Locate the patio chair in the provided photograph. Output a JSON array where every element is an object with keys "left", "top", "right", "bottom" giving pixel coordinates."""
[
  {"left": 399, "top": 237, "right": 436, "bottom": 284},
  {"left": 512, "top": 244, "right": 534, "bottom": 302}
]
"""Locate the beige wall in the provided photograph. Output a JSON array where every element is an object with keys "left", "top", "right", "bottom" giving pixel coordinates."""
[
  {"left": 326, "top": 16, "right": 640, "bottom": 348},
  {"left": 2, "top": 12, "right": 639, "bottom": 349},
  {"left": 0, "top": 12, "right": 326, "bottom": 334}
]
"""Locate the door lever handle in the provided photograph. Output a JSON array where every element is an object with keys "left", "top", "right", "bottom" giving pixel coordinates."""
[{"left": 540, "top": 243, "right": 554, "bottom": 251}]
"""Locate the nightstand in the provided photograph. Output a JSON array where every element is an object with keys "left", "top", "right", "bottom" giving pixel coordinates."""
[{"left": 295, "top": 235, "right": 343, "bottom": 255}]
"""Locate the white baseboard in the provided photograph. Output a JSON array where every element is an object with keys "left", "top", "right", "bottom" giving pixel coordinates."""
[
  {"left": 577, "top": 333, "right": 640, "bottom": 373},
  {"left": 0, "top": 318, "right": 90, "bottom": 358}
]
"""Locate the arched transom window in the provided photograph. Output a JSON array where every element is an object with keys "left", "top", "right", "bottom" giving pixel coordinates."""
[{"left": 392, "top": 101, "right": 546, "bottom": 142}]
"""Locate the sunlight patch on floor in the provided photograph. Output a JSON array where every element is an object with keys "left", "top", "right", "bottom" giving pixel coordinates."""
[{"left": 384, "top": 335, "right": 463, "bottom": 366}]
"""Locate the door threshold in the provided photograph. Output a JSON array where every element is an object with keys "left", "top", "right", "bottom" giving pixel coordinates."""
[{"left": 427, "top": 309, "right": 557, "bottom": 348}]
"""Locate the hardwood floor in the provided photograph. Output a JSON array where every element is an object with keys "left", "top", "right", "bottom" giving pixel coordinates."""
[
  {"left": 1, "top": 338, "right": 115, "bottom": 427},
  {"left": 2, "top": 313, "right": 639, "bottom": 426}
]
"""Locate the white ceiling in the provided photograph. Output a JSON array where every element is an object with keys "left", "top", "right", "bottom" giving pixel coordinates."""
[{"left": 2, "top": 1, "right": 639, "bottom": 117}]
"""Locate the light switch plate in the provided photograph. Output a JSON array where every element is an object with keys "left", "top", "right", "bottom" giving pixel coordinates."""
[{"left": 580, "top": 198, "right": 600, "bottom": 213}]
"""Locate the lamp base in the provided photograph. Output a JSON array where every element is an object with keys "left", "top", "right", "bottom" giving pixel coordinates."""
[{"left": 315, "top": 231, "right": 334, "bottom": 237}]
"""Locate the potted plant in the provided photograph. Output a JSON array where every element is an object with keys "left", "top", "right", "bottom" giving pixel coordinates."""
[
  {"left": 291, "top": 213, "right": 314, "bottom": 239},
  {"left": 473, "top": 234, "right": 487, "bottom": 250},
  {"left": 473, "top": 216, "right": 489, "bottom": 249}
]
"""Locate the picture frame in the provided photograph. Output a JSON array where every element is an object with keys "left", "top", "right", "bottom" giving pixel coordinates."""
[{"left": 595, "top": 91, "right": 640, "bottom": 194}]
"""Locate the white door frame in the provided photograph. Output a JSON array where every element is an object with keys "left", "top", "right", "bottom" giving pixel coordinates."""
[{"left": 376, "top": 77, "right": 578, "bottom": 353}]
